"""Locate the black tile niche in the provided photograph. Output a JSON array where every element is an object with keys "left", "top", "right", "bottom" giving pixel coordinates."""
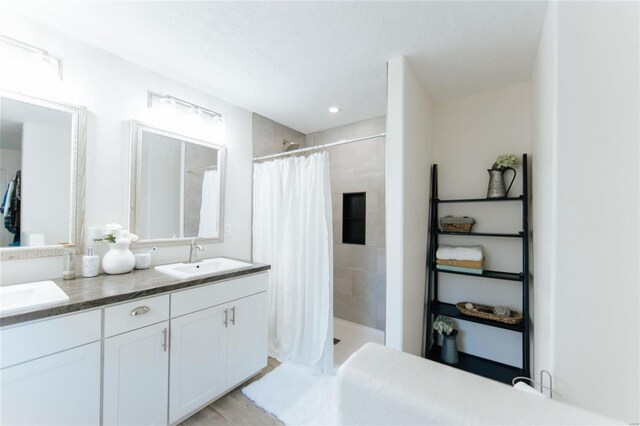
[{"left": 342, "top": 192, "right": 366, "bottom": 245}]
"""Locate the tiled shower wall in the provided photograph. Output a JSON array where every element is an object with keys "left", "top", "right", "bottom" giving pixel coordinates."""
[
  {"left": 306, "top": 116, "right": 386, "bottom": 331},
  {"left": 252, "top": 113, "right": 306, "bottom": 157}
]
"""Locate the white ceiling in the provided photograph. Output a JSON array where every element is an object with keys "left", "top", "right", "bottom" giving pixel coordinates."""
[{"left": 5, "top": 1, "right": 547, "bottom": 134}]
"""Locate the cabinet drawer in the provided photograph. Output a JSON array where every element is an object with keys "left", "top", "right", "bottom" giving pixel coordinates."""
[
  {"left": 104, "top": 295, "right": 169, "bottom": 338},
  {"left": 0, "top": 309, "right": 101, "bottom": 369},
  {"left": 171, "top": 272, "right": 268, "bottom": 318}
]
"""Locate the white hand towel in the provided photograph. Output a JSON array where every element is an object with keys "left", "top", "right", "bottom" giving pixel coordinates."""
[
  {"left": 436, "top": 245, "right": 484, "bottom": 261},
  {"left": 514, "top": 381, "right": 545, "bottom": 397}
]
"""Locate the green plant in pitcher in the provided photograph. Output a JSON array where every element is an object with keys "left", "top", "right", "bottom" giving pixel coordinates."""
[
  {"left": 491, "top": 154, "right": 520, "bottom": 171},
  {"left": 433, "top": 316, "right": 455, "bottom": 336}
]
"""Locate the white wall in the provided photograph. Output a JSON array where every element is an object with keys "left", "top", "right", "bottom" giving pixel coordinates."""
[
  {"left": 0, "top": 149, "right": 20, "bottom": 185},
  {"left": 532, "top": 2, "right": 639, "bottom": 421},
  {"left": 531, "top": 0, "right": 557, "bottom": 397},
  {"left": 21, "top": 122, "right": 71, "bottom": 246},
  {"left": 386, "top": 56, "right": 433, "bottom": 355},
  {"left": 432, "top": 82, "right": 532, "bottom": 367},
  {"left": 0, "top": 13, "right": 253, "bottom": 284}
]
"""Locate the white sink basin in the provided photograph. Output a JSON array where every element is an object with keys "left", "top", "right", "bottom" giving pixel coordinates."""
[
  {"left": 155, "top": 257, "right": 253, "bottom": 279},
  {"left": 0, "top": 281, "right": 70, "bottom": 316}
]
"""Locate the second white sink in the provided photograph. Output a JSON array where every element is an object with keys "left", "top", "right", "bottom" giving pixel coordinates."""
[
  {"left": 155, "top": 257, "right": 253, "bottom": 279},
  {"left": 0, "top": 280, "right": 70, "bottom": 316}
]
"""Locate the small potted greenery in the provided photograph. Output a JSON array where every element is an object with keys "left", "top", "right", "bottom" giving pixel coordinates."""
[
  {"left": 487, "top": 154, "right": 520, "bottom": 198},
  {"left": 433, "top": 316, "right": 458, "bottom": 365},
  {"left": 491, "top": 154, "right": 520, "bottom": 171}
]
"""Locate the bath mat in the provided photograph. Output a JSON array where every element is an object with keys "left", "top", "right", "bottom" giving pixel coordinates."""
[{"left": 242, "top": 362, "right": 337, "bottom": 425}]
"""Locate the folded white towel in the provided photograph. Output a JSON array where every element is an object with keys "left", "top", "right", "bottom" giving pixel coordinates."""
[{"left": 436, "top": 245, "right": 484, "bottom": 261}]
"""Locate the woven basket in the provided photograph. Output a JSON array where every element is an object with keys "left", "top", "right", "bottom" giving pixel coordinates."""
[
  {"left": 440, "top": 216, "right": 475, "bottom": 233},
  {"left": 441, "top": 222, "right": 474, "bottom": 233},
  {"left": 456, "top": 302, "right": 523, "bottom": 325}
]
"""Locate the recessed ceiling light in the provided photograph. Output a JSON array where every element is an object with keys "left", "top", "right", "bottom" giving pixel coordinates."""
[{"left": 328, "top": 106, "right": 340, "bottom": 114}]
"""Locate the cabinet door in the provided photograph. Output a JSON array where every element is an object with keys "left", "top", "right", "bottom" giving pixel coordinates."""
[
  {"left": 103, "top": 321, "right": 169, "bottom": 426},
  {"left": 0, "top": 341, "right": 100, "bottom": 425},
  {"left": 169, "top": 305, "right": 228, "bottom": 424},
  {"left": 227, "top": 292, "right": 268, "bottom": 387}
]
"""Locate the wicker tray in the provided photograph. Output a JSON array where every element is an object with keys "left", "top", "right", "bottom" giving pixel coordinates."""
[
  {"left": 440, "top": 216, "right": 475, "bottom": 233},
  {"left": 456, "top": 302, "right": 523, "bottom": 325},
  {"left": 441, "top": 223, "right": 473, "bottom": 232}
]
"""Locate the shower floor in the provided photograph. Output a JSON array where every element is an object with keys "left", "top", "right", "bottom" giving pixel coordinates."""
[{"left": 333, "top": 318, "right": 385, "bottom": 366}]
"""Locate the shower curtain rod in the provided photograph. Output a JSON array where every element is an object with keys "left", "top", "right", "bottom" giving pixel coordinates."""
[{"left": 252, "top": 132, "right": 386, "bottom": 162}]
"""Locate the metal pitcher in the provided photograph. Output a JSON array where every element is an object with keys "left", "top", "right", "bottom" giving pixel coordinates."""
[
  {"left": 487, "top": 167, "right": 516, "bottom": 199},
  {"left": 441, "top": 331, "right": 459, "bottom": 365}
]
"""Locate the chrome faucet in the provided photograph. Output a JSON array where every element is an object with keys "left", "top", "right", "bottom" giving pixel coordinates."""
[{"left": 189, "top": 240, "right": 204, "bottom": 263}]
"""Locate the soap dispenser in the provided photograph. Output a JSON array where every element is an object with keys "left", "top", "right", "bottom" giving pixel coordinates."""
[{"left": 82, "top": 246, "right": 100, "bottom": 278}]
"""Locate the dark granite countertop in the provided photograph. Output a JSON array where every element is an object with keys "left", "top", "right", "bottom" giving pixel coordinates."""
[{"left": 0, "top": 259, "right": 270, "bottom": 327}]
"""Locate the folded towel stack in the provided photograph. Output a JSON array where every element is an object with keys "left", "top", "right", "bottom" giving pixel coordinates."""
[
  {"left": 436, "top": 245, "right": 484, "bottom": 261},
  {"left": 436, "top": 245, "right": 485, "bottom": 274},
  {"left": 437, "top": 258, "right": 485, "bottom": 269}
]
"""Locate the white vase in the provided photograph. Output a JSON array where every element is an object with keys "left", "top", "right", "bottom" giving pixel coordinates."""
[{"left": 102, "top": 242, "right": 135, "bottom": 275}]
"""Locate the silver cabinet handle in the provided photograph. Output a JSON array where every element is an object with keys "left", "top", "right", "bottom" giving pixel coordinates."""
[
  {"left": 231, "top": 306, "right": 236, "bottom": 325},
  {"left": 162, "top": 328, "right": 168, "bottom": 352},
  {"left": 223, "top": 308, "right": 228, "bottom": 327},
  {"left": 130, "top": 306, "right": 150, "bottom": 316}
]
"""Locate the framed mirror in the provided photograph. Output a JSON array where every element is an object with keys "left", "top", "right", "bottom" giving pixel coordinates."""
[
  {"left": 0, "top": 90, "right": 86, "bottom": 260},
  {"left": 129, "top": 121, "right": 225, "bottom": 246}
]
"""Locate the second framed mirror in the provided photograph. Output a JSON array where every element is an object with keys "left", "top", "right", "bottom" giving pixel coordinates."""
[{"left": 129, "top": 121, "right": 225, "bottom": 246}]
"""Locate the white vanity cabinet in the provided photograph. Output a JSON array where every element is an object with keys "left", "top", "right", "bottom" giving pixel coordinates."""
[
  {"left": 169, "top": 273, "right": 268, "bottom": 423},
  {"left": 227, "top": 292, "right": 268, "bottom": 387},
  {"left": 169, "top": 304, "right": 229, "bottom": 423},
  {"left": 103, "top": 295, "right": 170, "bottom": 426},
  {"left": 0, "top": 270, "right": 268, "bottom": 426},
  {"left": 0, "top": 310, "right": 102, "bottom": 425}
]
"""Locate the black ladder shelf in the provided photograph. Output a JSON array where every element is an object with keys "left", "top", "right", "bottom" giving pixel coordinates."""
[{"left": 424, "top": 153, "right": 530, "bottom": 385}]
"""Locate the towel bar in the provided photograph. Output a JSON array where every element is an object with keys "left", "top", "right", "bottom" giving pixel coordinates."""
[{"left": 512, "top": 369, "right": 560, "bottom": 399}]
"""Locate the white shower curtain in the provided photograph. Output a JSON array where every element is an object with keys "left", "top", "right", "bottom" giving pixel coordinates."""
[
  {"left": 198, "top": 169, "right": 219, "bottom": 237},
  {"left": 253, "top": 152, "right": 334, "bottom": 372}
]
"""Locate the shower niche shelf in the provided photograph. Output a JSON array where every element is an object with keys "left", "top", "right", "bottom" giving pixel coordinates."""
[
  {"left": 424, "top": 153, "right": 531, "bottom": 385},
  {"left": 342, "top": 192, "right": 366, "bottom": 245}
]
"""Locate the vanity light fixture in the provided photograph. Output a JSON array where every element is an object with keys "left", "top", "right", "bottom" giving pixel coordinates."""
[
  {"left": 160, "top": 95, "right": 177, "bottom": 107},
  {"left": 147, "top": 91, "right": 223, "bottom": 121},
  {"left": 0, "top": 35, "right": 63, "bottom": 80},
  {"left": 329, "top": 106, "right": 340, "bottom": 114}
]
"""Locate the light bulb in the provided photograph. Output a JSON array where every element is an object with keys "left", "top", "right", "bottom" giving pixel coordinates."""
[{"left": 160, "top": 96, "right": 176, "bottom": 107}]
